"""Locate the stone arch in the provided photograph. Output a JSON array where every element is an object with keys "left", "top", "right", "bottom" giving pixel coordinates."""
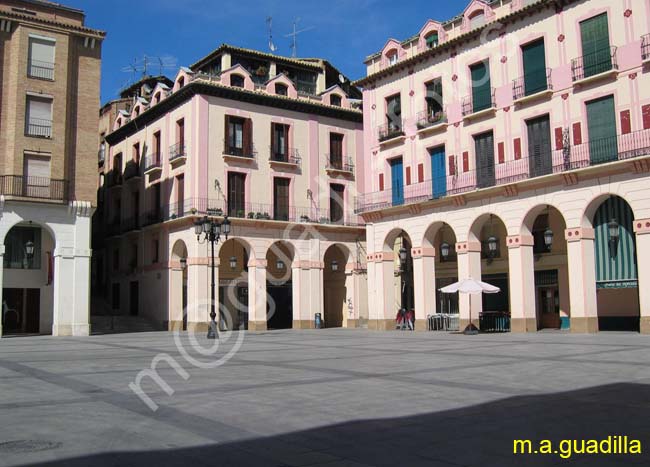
[
  {"left": 581, "top": 192, "right": 637, "bottom": 229},
  {"left": 169, "top": 239, "right": 188, "bottom": 330},
  {"left": 382, "top": 226, "right": 414, "bottom": 252},
  {"left": 323, "top": 243, "right": 352, "bottom": 328},
  {"left": 468, "top": 212, "right": 506, "bottom": 243},
  {"left": 520, "top": 203, "right": 567, "bottom": 236},
  {"left": 265, "top": 240, "right": 296, "bottom": 330}
]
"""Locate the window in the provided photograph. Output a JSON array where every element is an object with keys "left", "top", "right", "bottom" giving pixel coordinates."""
[
  {"left": 387, "top": 51, "right": 398, "bottom": 65},
  {"left": 579, "top": 13, "right": 612, "bottom": 79},
  {"left": 330, "top": 184, "right": 345, "bottom": 224},
  {"left": 25, "top": 95, "right": 52, "bottom": 138},
  {"left": 425, "top": 32, "right": 439, "bottom": 49},
  {"left": 230, "top": 74, "right": 245, "bottom": 88},
  {"left": 329, "top": 133, "right": 344, "bottom": 168},
  {"left": 132, "top": 143, "right": 140, "bottom": 163},
  {"left": 23, "top": 154, "right": 51, "bottom": 198},
  {"left": 474, "top": 131, "right": 495, "bottom": 189},
  {"left": 153, "top": 92, "right": 161, "bottom": 104},
  {"left": 273, "top": 178, "right": 290, "bottom": 221},
  {"left": 425, "top": 78, "right": 443, "bottom": 117},
  {"left": 177, "top": 76, "right": 185, "bottom": 88},
  {"left": 28, "top": 36, "right": 55, "bottom": 80},
  {"left": 521, "top": 39, "right": 548, "bottom": 96},
  {"left": 271, "top": 123, "right": 290, "bottom": 161},
  {"left": 275, "top": 83, "right": 288, "bottom": 96},
  {"left": 586, "top": 95, "right": 617, "bottom": 164},
  {"left": 225, "top": 116, "right": 252, "bottom": 157},
  {"left": 176, "top": 175, "right": 184, "bottom": 216},
  {"left": 152, "top": 239, "right": 159, "bottom": 264},
  {"left": 227, "top": 172, "right": 246, "bottom": 217},
  {"left": 330, "top": 94, "right": 342, "bottom": 107},
  {"left": 469, "top": 11, "right": 486, "bottom": 30},
  {"left": 3, "top": 227, "right": 41, "bottom": 270},
  {"left": 470, "top": 61, "right": 492, "bottom": 113},
  {"left": 153, "top": 131, "right": 161, "bottom": 160},
  {"left": 176, "top": 118, "right": 185, "bottom": 148},
  {"left": 386, "top": 93, "right": 402, "bottom": 129}
]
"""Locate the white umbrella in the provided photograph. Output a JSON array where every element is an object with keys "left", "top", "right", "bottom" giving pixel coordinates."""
[{"left": 439, "top": 277, "right": 500, "bottom": 334}]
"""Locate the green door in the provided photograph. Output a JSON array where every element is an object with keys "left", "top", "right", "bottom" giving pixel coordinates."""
[
  {"left": 579, "top": 13, "right": 611, "bottom": 79},
  {"left": 522, "top": 39, "right": 547, "bottom": 96},
  {"left": 471, "top": 61, "right": 491, "bottom": 112},
  {"left": 586, "top": 95, "right": 617, "bottom": 164}
]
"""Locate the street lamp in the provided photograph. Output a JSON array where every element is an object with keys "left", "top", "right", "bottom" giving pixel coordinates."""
[
  {"left": 331, "top": 260, "right": 339, "bottom": 271},
  {"left": 229, "top": 256, "right": 237, "bottom": 270},
  {"left": 543, "top": 227, "right": 554, "bottom": 251},
  {"left": 440, "top": 242, "right": 450, "bottom": 261},
  {"left": 180, "top": 257, "right": 187, "bottom": 270},
  {"left": 487, "top": 236, "right": 498, "bottom": 257},
  {"left": 25, "top": 241, "right": 35, "bottom": 259},
  {"left": 608, "top": 218, "right": 620, "bottom": 258},
  {"left": 276, "top": 259, "right": 285, "bottom": 270},
  {"left": 194, "top": 215, "right": 231, "bottom": 339},
  {"left": 399, "top": 246, "right": 408, "bottom": 264}
]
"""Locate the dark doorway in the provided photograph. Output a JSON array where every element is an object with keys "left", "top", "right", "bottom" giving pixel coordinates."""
[
  {"left": 527, "top": 115, "right": 552, "bottom": 177},
  {"left": 474, "top": 131, "right": 495, "bottom": 188},
  {"left": 267, "top": 284, "right": 292, "bottom": 329},
  {"left": 129, "top": 281, "right": 139, "bottom": 316},
  {"left": 2, "top": 288, "right": 40, "bottom": 334}
]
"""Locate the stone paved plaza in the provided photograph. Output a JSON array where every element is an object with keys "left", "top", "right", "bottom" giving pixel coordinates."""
[{"left": 0, "top": 329, "right": 649, "bottom": 466}]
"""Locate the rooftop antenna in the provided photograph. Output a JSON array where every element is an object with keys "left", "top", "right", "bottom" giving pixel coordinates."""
[
  {"left": 266, "top": 16, "right": 278, "bottom": 53},
  {"left": 121, "top": 54, "right": 177, "bottom": 79},
  {"left": 284, "top": 17, "right": 313, "bottom": 58}
]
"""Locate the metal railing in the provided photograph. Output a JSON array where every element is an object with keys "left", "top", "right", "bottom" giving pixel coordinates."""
[
  {"left": 224, "top": 142, "right": 257, "bottom": 159},
  {"left": 25, "top": 117, "right": 52, "bottom": 138},
  {"left": 325, "top": 155, "right": 355, "bottom": 174},
  {"left": 123, "top": 160, "right": 141, "bottom": 181},
  {"left": 355, "top": 127, "right": 650, "bottom": 214},
  {"left": 479, "top": 311, "right": 511, "bottom": 333},
  {"left": 571, "top": 46, "right": 618, "bottom": 82},
  {"left": 415, "top": 110, "right": 447, "bottom": 130},
  {"left": 143, "top": 153, "right": 162, "bottom": 172},
  {"left": 0, "top": 175, "right": 67, "bottom": 201},
  {"left": 28, "top": 60, "right": 54, "bottom": 80},
  {"left": 169, "top": 142, "right": 186, "bottom": 162},
  {"left": 106, "top": 170, "right": 123, "bottom": 188},
  {"left": 462, "top": 88, "right": 496, "bottom": 116},
  {"left": 642, "top": 34, "right": 650, "bottom": 61},
  {"left": 512, "top": 68, "right": 553, "bottom": 100},
  {"left": 269, "top": 147, "right": 301, "bottom": 166},
  {"left": 98, "top": 146, "right": 106, "bottom": 167},
  {"left": 378, "top": 120, "right": 404, "bottom": 142}
]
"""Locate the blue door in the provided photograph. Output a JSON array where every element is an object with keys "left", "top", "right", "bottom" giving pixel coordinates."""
[
  {"left": 430, "top": 146, "right": 447, "bottom": 198},
  {"left": 390, "top": 158, "right": 404, "bottom": 206}
]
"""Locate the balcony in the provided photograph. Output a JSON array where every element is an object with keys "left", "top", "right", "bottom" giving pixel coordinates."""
[
  {"left": 0, "top": 175, "right": 68, "bottom": 202},
  {"left": 462, "top": 88, "right": 496, "bottom": 120},
  {"left": 512, "top": 68, "right": 553, "bottom": 103},
  {"left": 377, "top": 121, "right": 405, "bottom": 144},
  {"left": 106, "top": 170, "right": 123, "bottom": 189},
  {"left": 25, "top": 117, "right": 52, "bottom": 138},
  {"left": 223, "top": 142, "right": 257, "bottom": 162},
  {"left": 269, "top": 148, "right": 301, "bottom": 168},
  {"left": 28, "top": 60, "right": 54, "bottom": 80},
  {"left": 121, "top": 216, "right": 141, "bottom": 234},
  {"left": 98, "top": 148, "right": 105, "bottom": 168},
  {"left": 123, "top": 160, "right": 141, "bottom": 182},
  {"left": 143, "top": 153, "right": 162, "bottom": 175},
  {"left": 415, "top": 110, "right": 447, "bottom": 133},
  {"left": 354, "top": 128, "right": 650, "bottom": 214},
  {"left": 571, "top": 46, "right": 618, "bottom": 84},
  {"left": 642, "top": 34, "right": 650, "bottom": 63},
  {"left": 325, "top": 155, "right": 355, "bottom": 176},
  {"left": 169, "top": 142, "right": 187, "bottom": 165}
]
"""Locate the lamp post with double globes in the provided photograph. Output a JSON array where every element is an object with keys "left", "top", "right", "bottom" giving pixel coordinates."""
[{"left": 194, "top": 215, "right": 231, "bottom": 339}]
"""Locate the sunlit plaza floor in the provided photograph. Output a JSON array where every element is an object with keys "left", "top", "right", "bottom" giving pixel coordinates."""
[{"left": 0, "top": 328, "right": 649, "bottom": 466}]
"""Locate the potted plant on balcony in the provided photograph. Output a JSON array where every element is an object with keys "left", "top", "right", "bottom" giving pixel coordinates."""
[
  {"left": 247, "top": 212, "right": 255, "bottom": 219},
  {"left": 300, "top": 215, "right": 310, "bottom": 223},
  {"left": 236, "top": 210, "right": 245, "bottom": 218},
  {"left": 190, "top": 207, "right": 197, "bottom": 215}
]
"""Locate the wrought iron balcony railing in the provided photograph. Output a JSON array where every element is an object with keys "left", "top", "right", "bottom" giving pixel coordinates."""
[
  {"left": 169, "top": 142, "right": 186, "bottom": 162},
  {"left": 378, "top": 120, "right": 405, "bottom": 142},
  {"left": 0, "top": 175, "right": 68, "bottom": 201},
  {"left": 143, "top": 153, "right": 162, "bottom": 172},
  {"left": 25, "top": 117, "right": 52, "bottom": 138},
  {"left": 28, "top": 60, "right": 54, "bottom": 80},
  {"left": 354, "top": 127, "right": 650, "bottom": 214},
  {"left": 224, "top": 141, "right": 257, "bottom": 159},
  {"left": 512, "top": 68, "right": 553, "bottom": 100},
  {"left": 571, "top": 46, "right": 618, "bottom": 82},
  {"left": 642, "top": 34, "right": 650, "bottom": 61},
  {"left": 123, "top": 160, "right": 141, "bottom": 181},
  {"left": 415, "top": 110, "right": 447, "bottom": 130},
  {"left": 325, "top": 155, "right": 355, "bottom": 174},
  {"left": 462, "top": 88, "right": 496, "bottom": 116},
  {"left": 269, "top": 147, "right": 301, "bottom": 166}
]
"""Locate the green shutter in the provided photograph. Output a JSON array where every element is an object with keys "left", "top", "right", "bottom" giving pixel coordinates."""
[
  {"left": 586, "top": 95, "right": 617, "bottom": 164},
  {"left": 471, "top": 61, "right": 491, "bottom": 112},
  {"left": 580, "top": 13, "right": 611, "bottom": 78},
  {"left": 522, "top": 39, "right": 547, "bottom": 95},
  {"left": 594, "top": 197, "right": 637, "bottom": 288}
]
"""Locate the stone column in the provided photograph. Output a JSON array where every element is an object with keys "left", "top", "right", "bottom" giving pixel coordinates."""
[
  {"left": 52, "top": 247, "right": 87, "bottom": 336},
  {"left": 184, "top": 257, "right": 210, "bottom": 332},
  {"left": 456, "top": 241, "right": 482, "bottom": 330},
  {"left": 308, "top": 261, "right": 324, "bottom": 328},
  {"left": 292, "top": 264, "right": 313, "bottom": 329},
  {"left": 507, "top": 235, "right": 537, "bottom": 332},
  {"left": 634, "top": 219, "right": 650, "bottom": 334},
  {"left": 247, "top": 259, "right": 267, "bottom": 331},
  {"left": 412, "top": 247, "right": 436, "bottom": 331},
  {"left": 565, "top": 227, "right": 598, "bottom": 333},
  {"left": 344, "top": 262, "right": 360, "bottom": 328},
  {"left": 369, "top": 251, "right": 395, "bottom": 330}
]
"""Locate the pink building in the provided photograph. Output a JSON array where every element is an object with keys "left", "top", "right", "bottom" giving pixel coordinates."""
[
  {"left": 355, "top": 0, "right": 650, "bottom": 333},
  {"left": 94, "top": 46, "right": 369, "bottom": 332}
]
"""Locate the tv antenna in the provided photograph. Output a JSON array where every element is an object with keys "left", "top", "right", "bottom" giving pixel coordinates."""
[
  {"left": 266, "top": 16, "right": 278, "bottom": 53},
  {"left": 284, "top": 17, "right": 313, "bottom": 58},
  {"left": 120, "top": 54, "right": 177, "bottom": 80}
]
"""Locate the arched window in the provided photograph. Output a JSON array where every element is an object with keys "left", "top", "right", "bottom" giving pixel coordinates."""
[
  {"left": 425, "top": 31, "right": 439, "bottom": 49},
  {"left": 469, "top": 11, "right": 486, "bottom": 29},
  {"left": 177, "top": 76, "right": 185, "bottom": 88},
  {"left": 231, "top": 74, "right": 245, "bottom": 88},
  {"left": 153, "top": 92, "right": 161, "bottom": 104},
  {"left": 330, "top": 94, "right": 342, "bottom": 107},
  {"left": 387, "top": 50, "right": 398, "bottom": 65},
  {"left": 275, "top": 83, "right": 288, "bottom": 96}
]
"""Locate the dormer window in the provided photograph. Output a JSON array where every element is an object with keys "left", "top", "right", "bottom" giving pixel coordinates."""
[
  {"left": 116, "top": 118, "right": 122, "bottom": 127},
  {"left": 425, "top": 32, "right": 439, "bottom": 49},
  {"left": 231, "top": 74, "right": 245, "bottom": 88},
  {"left": 275, "top": 83, "right": 288, "bottom": 96},
  {"left": 134, "top": 107, "right": 140, "bottom": 117},
  {"left": 387, "top": 51, "right": 398, "bottom": 65},
  {"left": 330, "top": 94, "right": 342, "bottom": 107},
  {"left": 153, "top": 92, "right": 161, "bottom": 104},
  {"left": 469, "top": 11, "right": 486, "bottom": 29},
  {"left": 177, "top": 76, "right": 185, "bottom": 88}
]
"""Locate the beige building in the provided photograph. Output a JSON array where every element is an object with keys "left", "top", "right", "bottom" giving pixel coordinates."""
[
  {"left": 95, "top": 46, "right": 369, "bottom": 332},
  {"left": 0, "top": 0, "right": 104, "bottom": 336}
]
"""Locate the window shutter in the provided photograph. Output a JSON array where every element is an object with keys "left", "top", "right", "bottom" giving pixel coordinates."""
[
  {"left": 224, "top": 115, "right": 230, "bottom": 152},
  {"left": 643, "top": 104, "right": 650, "bottom": 130},
  {"left": 283, "top": 125, "right": 290, "bottom": 155},
  {"left": 29, "top": 38, "right": 55, "bottom": 63},
  {"left": 572, "top": 122, "right": 582, "bottom": 145},
  {"left": 620, "top": 110, "right": 631, "bottom": 135},
  {"left": 28, "top": 96, "right": 52, "bottom": 121},
  {"left": 514, "top": 138, "right": 522, "bottom": 160},
  {"left": 462, "top": 151, "right": 469, "bottom": 172},
  {"left": 554, "top": 127, "right": 564, "bottom": 150},
  {"left": 379, "top": 173, "right": 384, "bottom": 191},
  {"left": 498, "top": 142, "right": 505, "bottom": 164},
  {"left": 417, "top": 163, "right": 424, "bottom": 183},
  {"left": 25, "top": 155, "right": 51, "bottom": 180},
  {"left": 405, "top": 166, "right": 411, "bottom": 186},
  {"left": 243, "top": 118, "right": 252, "bottom": 155},
  {"left": 448, "top": 155, "right": 455, "bottom": 176}
]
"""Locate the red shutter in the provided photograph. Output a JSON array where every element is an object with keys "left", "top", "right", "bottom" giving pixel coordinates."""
[
  {"left": 620, "top": 110, "right": 631, "bottom": 135},
  {"left": 379, "top": 173, "right": 384, "bottom": 191},
  {"left": 243, "top": 118, "right": 253, "bottom": 154},
  {"left": 405, "top": 166, "right": 411, "bottom": 186},
  {"left": 224, "top": 115, "right": 230, "bottom": 152},
  {"left": 497, "top": 142, "right": 505, "bottom": 164},
  {"left": 572, "top": 122, "right": 582, "bottom": 145},
  {"left": 514, "top": 138, "right": 522, "bottom": 160},
  {"left": 462, "top": 151, "right": 469, "bottom": 172},
  {"left": 643, "top": 104, "right": 650, "bottom": 130},
  {"left": 554, "top": 127, "right": 564, "bottom": 150},
  {"left": 417, "top": 163, "right": 424, "bottom": 183},
  {"left": 448, "top": 155, "right": 455, "bottom": 176}
]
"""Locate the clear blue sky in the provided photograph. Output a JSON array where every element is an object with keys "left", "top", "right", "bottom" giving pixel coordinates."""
[{"left": 68, "top": 0, "right": 469, "bottom": 104}]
